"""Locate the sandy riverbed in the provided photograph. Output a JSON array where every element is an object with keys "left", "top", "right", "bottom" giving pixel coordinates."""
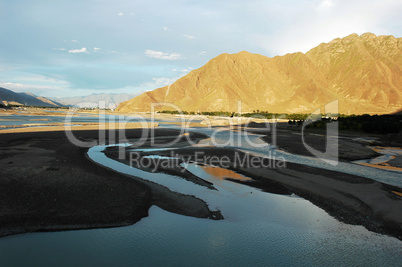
[{"left": 0, "top": 119, "right": 401, "bottom": 240}]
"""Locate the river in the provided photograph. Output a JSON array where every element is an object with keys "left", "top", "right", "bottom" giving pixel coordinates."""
[{"left": 0, "top": 115, "right": 401, "bottom": 266}]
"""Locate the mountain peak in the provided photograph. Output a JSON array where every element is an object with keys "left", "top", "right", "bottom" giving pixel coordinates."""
[
  {"left": 214, "top": 50, "right": 264, "bottom": 60},
  {"left": 0, "top": 87, "right": 65, "bottom": 107},
  {"left": 342, "top": 32, "right": 377, "bottom": 40},
  {"left": 360, "top": 32, "right": 377, "bottom": 39},
  {"left": 117, "top": 33, "right": 402, "bottom": 114},
  {"left": 234, "top": 50, "right": 254, "bottom": 56}
]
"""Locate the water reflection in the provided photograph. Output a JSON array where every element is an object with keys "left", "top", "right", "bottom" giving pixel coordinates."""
[
  {"left": 0, "top": 141, "right": 401, "bottom": 265},
  {"left": 195, "top": 165, "right": 252, "bottom": 181},
  {"left": 1, "top": 118, "right": 402, "bottom": 265}
]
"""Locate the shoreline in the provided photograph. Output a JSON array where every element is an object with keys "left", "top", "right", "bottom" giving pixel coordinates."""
[
  {"left": 0, "top": 129, "right": 152, "bottom": 237},
  {"left": 0, "top": 128, "right": 219, "bottom": 238},
  {"left": 119, "top": 145, "right": 402, "bottom": 240},
  {"left": 0, "top": 124, "right": 401, "bottom": 240}
]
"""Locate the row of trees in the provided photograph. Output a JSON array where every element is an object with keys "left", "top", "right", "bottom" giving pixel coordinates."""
[
  {"left": 307, "top": 114, "right": 401, "bottom": 134},
  {"left": 160, "top": 110, "right": 319, "bottom": 121},
  {"left": 159, "top": 110, "right": 401, "bottom": 134},
  {"left": 159, "top": 110, "right": 236, "bottom": 116}
]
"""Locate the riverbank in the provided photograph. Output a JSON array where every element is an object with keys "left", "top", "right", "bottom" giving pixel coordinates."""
[
  {"left": 242, "top": 122, "right": 402, "bottom": 170},
  {"left": 107, "top": 144, "right": 402, "bottom": 240},
  {"left": 0, "top": 122, "right": 158, "bottom": 133},
  {"left": 1, "top": 123, "right": 401, "bottom": 240},
  {"left": 0, "top": 128, "right": 217, "bottom": 237}
]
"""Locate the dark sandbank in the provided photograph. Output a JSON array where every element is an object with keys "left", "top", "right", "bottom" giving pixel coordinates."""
[
  {"left": 1, "top": 124, "right": 401, "bottom": 241},
  {"left": 0, "top": 128, "right": 218, "bottom": 237}
]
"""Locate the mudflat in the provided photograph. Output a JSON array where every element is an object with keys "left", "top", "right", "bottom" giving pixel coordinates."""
[
  {"left": 0, "top": 122, "right": 401, "bottom": 241},
  {"left": 0, "top": 128, "right": 219, "bottom": 237},
  {"left": 116, "top": 144, "right": 402, "bottom": 240}
]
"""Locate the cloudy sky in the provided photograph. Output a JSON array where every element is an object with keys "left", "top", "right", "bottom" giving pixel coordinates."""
[{"left": 0, "top": 0, "right": 401, "bottom": 98}]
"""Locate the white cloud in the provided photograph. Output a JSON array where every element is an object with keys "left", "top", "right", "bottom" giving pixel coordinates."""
[
  {"left": 118, "top": 12, "right": 124, "bottom": 16},
  {"left": 180, "top": 67, "right": 193, "bottom": 72},
  {"left": 53, "top": 48, "right": 67, "bottom": 51},
  {"left": 71, "top": 40, "right": 79, "bottom": 43},
  {"left": 145, "top": 50, "right": 182, "bottom": 60},
  {"left": 142, "top": 77, "right": 179, "bottom": 88},
  {"left": 68, "top": 47, "right": 89, "bottom": 54},
  {"left": 182, "top": 34, "right": 196, "bottom": 39},
  {"left": 92, "top": 47, "right": 118, "bottom": 54},
  {"left": 152, "top": 77, "right": 176, "bottom": 86},
  {"left": 0, "top": 82, "right": 69, "bottom": 95},
  {"left": 172, "top": 67, "right": 192, "bottom": 73},
  {"left": 317, "top": 0, "right": 334, "bottom": 10},
  {"left": 0, "top": 82, "right": 24, "bottom": 89},
  {"left": 163, "top": 26, "right": 171, "bottom": 31},
  {"left": 199, "top": 51, "right": 207, "bottom": 55}
]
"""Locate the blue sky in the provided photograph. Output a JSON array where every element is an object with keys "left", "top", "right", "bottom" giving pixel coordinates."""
[{"left": 0, "top": 0, "right": 401, "bottom": 98}]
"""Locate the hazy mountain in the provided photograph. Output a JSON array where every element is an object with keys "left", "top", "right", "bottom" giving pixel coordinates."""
[
  {"left": 0, "top": 87, "right": 65, "bottom": 107},
  {"left": 57, "top": 93, "right": 140, "bottom": 109},
  {"left": 117, "top": 33, "right": 402, "bottom": 115}
]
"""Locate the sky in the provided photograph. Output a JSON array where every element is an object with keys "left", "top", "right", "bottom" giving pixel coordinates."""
[{"left": 0, "top": 0, "right": 401, "bottom": 98}]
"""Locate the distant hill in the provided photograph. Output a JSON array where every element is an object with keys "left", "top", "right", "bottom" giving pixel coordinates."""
[
  {"left": 0, "top": 87, "right": 65, "bottom": 107},
  {"left": 56, "top": 93, "right": 140, "bottom": 109},
  {"left": 117, "top": 33, "right": 402, "bottom": 115}
]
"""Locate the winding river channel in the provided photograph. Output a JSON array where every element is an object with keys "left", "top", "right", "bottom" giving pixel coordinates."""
[{"left": 0, "top": 116, "right": 401, "bottom": 266}]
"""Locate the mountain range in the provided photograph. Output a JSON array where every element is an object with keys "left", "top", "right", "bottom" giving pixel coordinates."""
[
  {"left": 117, "top": 33, "right": 402, "bottom": 115},
  {"left": 0, "top": 87, "right": 139, "bottom": 109},
  {"left": 0, "top": 87, "right": 64, "bottom": 108}
]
